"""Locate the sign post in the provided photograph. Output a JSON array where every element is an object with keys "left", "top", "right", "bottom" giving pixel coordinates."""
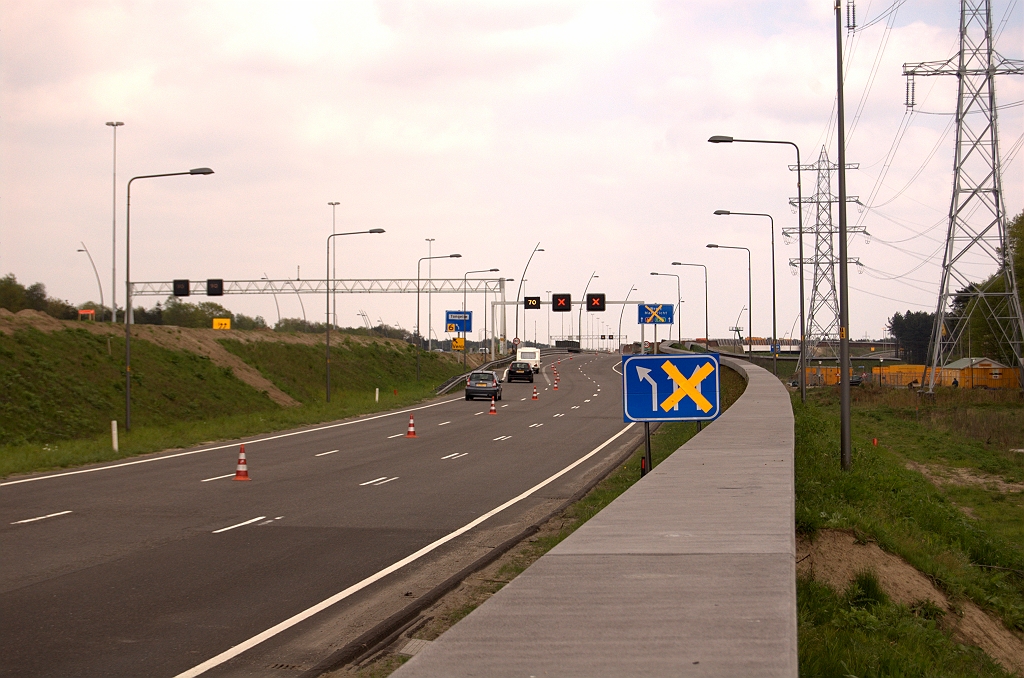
[{"left": 622, "top": 353, "right": 721, "bottom": 475}]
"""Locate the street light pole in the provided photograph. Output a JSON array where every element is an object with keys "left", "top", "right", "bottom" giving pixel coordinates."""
[
  {"left": 417, "top": 253, "right": 461, "bottom": 379},
  {"left": 514, "top": 243, "right": 543, "bottom": 345},
  {"left": 708, "top": 135, "right": 805, "bottom": 401},
  {"left": 618, "top": 285, "right": 636, "bottom": 353},
  {"left": 326, "top": 228, "right": 386, "bottom": 402},
  {"left": 124, "top": 167, "right": 214, "bottom": 431},
  {"left": 672, "top": 263, "right": 708, "bottom": 352},
  {"left": 714, "top": 211, "right": 778, "bottom": 376},
  {"left": 545, "top": 290, "right": 552, "bottom": 345},
  {"left": 328, "top": 202, "right": 340, "bottom": 326},
  {"left": 106, "top": 121, "right": 123, "bottom": 323},
  {"left": 706, "top": 244, "right": 752, "bottom": 359},
  {"left": 77, "top": 242, "right": 104, "bottom": 318},
  {"left": 262, "top": 273, "right": 281, "bottom": 325},
  {"left": 464, "top": 268, "right": 499, "bottom": 368},
  {"left": 578, "top": 271, "right": 598, "bottom": 348},
  {"left": 835, "top": 0, "right": 852, "bottom": 471},
  {"left": 650, "top": 272, "right": 681, "bottom": 346}
]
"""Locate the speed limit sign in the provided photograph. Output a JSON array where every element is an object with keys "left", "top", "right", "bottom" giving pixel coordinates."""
[
  {"left": 513, "top": 337, "right": 521, "bottom": 345},
  {"left": 643, "top": 341, "right": 651, "bottom": 348}
]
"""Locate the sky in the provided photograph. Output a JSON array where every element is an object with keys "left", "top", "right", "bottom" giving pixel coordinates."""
[{"left": 1, "top": 0, "right": 1022, "bottom": 346}]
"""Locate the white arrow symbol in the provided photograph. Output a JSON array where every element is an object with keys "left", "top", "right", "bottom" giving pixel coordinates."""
[{"left": 636, "top": 366, "right": 659, "bottom": 411}]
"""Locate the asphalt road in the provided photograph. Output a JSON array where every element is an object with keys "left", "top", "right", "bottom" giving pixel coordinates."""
[{"left": 0, "top": 353, "right": 635, "bottom": 677}]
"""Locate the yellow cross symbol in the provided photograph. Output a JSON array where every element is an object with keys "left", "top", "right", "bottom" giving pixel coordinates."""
[
  {"left": 659, "top": 360, "right": 714, "bottom": 413},
  {"left": 644, "top": 305, "right": 665, "bottom": 323}
]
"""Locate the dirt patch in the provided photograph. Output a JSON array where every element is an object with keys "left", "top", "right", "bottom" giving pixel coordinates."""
[
  {"left": 906, "top": 460, "right": 1024, "bottom": 494},
  {"left": 798, "top": 529, "right": 1024, "bottom": 675}
]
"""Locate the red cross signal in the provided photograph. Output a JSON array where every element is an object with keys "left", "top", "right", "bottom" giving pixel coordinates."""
[
  {"left": 552, "top": 293, "right": 571, "bottom": 312},
  {"left": 586, "top": 293, "right": 606, "bottom": 312}
]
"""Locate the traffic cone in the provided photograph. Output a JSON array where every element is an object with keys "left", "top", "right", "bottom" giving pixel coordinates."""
[
  {"left": 233, "top": 445, "right": 251, "bottom": 481},
  {"left": 489, "top": 397, "right": 497, "bottom": 415},
  {"left": 532, "top": 386, "right": 538, "bottom": 400},
  {"left": 406, "top": 414, "right": 417, "bottom": 438},
  {"left": 553, "top": 381, "right": 559, "bottom": 391}
]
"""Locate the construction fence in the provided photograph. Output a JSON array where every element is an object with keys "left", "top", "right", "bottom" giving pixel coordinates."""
[{"left": 803, "top": 364, "right": 1021, "bottom": 389}]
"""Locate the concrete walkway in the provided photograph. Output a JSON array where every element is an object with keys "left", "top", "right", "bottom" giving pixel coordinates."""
[{"left": 393, "top": 357, "right": 796, "bottom": 677}]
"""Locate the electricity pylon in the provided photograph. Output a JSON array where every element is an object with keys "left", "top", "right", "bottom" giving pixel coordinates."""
[
  {"left": 904, "top": 0, "right": 1024, "bottom": 389},
  {"left": 786, "top": 147, "right": 862, "bottom": 355}
]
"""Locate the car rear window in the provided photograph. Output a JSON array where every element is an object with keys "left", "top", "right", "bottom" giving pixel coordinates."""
[
  {"left": 512, "top": 362, "right": 528, "bottom": 369},
  {"left": 469, "top": 373, "right": 493, "bottom": 381}
]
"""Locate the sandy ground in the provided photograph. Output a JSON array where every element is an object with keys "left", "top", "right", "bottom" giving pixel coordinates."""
[{"left": 798, "top": 529, "right": 1024, "bottom": 675}]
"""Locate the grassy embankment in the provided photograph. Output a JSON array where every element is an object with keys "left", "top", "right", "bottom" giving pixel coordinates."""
[
  {"left": 795, "top": 385, "right": 1024, "bottom": 676},
  {"left": 0, "top": 327, "right": 467, "bottom": 478}
]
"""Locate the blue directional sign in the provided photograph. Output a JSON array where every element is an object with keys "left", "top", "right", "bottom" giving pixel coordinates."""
[
  {"left": 622, "top": 354, "right": 720, "bottom": 422},
  {"left": 445, "top": 310, "right": 472, "bottom": 333},
  {"left": 638, "top": 303, "right": 674, "bottom": 324}
]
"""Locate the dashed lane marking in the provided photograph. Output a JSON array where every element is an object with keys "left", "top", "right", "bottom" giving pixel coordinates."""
[
  {"left": 387, "top": 433, "right": 405, "bottom": 439},
  {"left": 201, "top": 474, "right": 236, "bottom": 482},
  {"left": 213, "top": 516, "right": 266, "bottom": 534},
  {"left": 360, "top": 476, "right": 399, "bottom": 486},
  {"left": 553, "top": 413, "right": 565, "bottom": 417},
  {"left": 315, "top": 449, "right": 339, "bottom": 457},
  {"left": 438, "top": 421, "right": 451, "bottom": 426},
  {"left": 11, "top": 510, "right": 73, "bottom": 525},
  {"left": 493, "top": 435, "right": 512, "bottom": 441},
  {"left": 584, "top": 399, "right": 591, "bottom": 403},
  {"left": 528, "top": 423, "right": 544, "bottom": 428},
  {"left": 474, "top": 412, "right": 483, "bottom": 416}
]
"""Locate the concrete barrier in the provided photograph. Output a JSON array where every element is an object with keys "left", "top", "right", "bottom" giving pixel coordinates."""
[{"left": 395, "top": 357, "right": 796, "bottom": 677}]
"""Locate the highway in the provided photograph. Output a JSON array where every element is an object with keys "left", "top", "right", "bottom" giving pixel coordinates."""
[{"left": 0, "top": 353, "right": 638, "bottom": 677}]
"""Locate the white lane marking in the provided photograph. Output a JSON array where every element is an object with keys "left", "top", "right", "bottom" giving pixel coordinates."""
[
  {"left": 11, "top": 510, "right": 73, "bottom": 525},
  {"left": 474, "top": 412, "right": 483, "bottom": 416},
  {"left": 213, "top": 516, "right": 266, "bottom": 534},
  {"left": 438, "top": 421, "right": 451, "bottom": 426},
  {"left": 452, "top": 453, "right": 468, "bottom": 459},
  {"left": 315, "top": 450, "right": 339, "bottom": 457},
  {"left": 359, "top": 476, "right": 388, "bottom": 486},
  {"left": 593, "top": 393, "right": 599, "bottom": 397},
  {"left": 584, "top": 399, "right": 591, "bottom": 403},
  {"left": 201, "top": 473, "right": 236, "bottom": 482},
  {"left": 571, "top": 406, "right": 580, "bottom": 410},
  {"left": 173, "top": 422, "right": 637, "bottom": 678},
  {"left": 528, "top": 423, "right": 544, "bottom": 428},
  {"left": 387, "top": 433, "right": 405, "bottom": 439},
  {"left": 275, "top": 517, "right": 284, "bottom": 520},
  {"left": 493, "top": 435, "right": 512, "bottom": 441},
  {"left": 500, "top": 404, "right": 509, "bottom": 408},
  {"left": 258, "top": 520, "right": 274, "bottom": 526},
  {"left": 441, "top": 453, "right": 459, "bottom": 459},
  {"left": 374, "top": 477, "right": 399, "bottom": 486},
  {"left": 520, "top": 398, "right": 527, "bottom": 401},
  {"left": 612, "top": 361, "right": 623, "bottom": 375},
  {"left": 3, "top": 397, "right": 464, "bottom": 488},
  {"left": 553, "top": 413, "right": 565, "bottom": 417}
]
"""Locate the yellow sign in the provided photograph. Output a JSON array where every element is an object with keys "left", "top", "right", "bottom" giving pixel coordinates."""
[
  {"left": 446, "top": 323, "right": 457, "bottom": 333},
  {"left": 660, "top": 360, "right": 714, "bottom": 413},
  {"left": 452, "top": 337, "right": 465, "bottom": 351},
  {"left": 212, "top": 318, "right": 231, "bottom": 330}
]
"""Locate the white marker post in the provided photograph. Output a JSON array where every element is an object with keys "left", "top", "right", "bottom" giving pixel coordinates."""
[
  {"left": 111, "top": 420, "right": 119, "bottom": 452},
  {"left": 375, "top": 388, "right": 379, "bottom": 403}
]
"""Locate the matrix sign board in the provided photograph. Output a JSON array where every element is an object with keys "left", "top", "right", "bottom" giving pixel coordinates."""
[
  {"left": 622, "top": 354, "right": 720, "bottom": 422},
  {"left": 638, "top": 303, "right": 674, "bottom": 324},
  {"left": 524, "top": 296, "right": 540, "bottom": 309},
  {"left": 551, "top": 294, "right": 571, "bottom": 312},
  {"left": 445, "top": 310, "right": 472, "bottom": 333}
]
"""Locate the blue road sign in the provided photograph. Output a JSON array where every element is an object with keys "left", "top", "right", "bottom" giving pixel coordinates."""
[
  {"left": 445, "top": 310, "right": 472, "bottom": 333},
  {"left": 637, "top": 303, "right": 674, "bottom": 324},
  {"left": 622, "top": 354, "right": 720, "bottom": 422}
]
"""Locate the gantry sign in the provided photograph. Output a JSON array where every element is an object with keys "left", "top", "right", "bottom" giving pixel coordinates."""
[{"left": 130, "top": 278, "right": 505, "bottom": 296}]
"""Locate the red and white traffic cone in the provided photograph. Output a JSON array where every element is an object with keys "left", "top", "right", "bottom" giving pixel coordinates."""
[
  {"left": 406, "top": 414, "right": 417, "bottom": 438},
  {"left": 489, "top": 397, "right": 497, "bottom": 415},
  {"left": 532, "top": 386, "right": 538, "bottom": 400},
  {"left": 553, "top": 380, "right": 559, "bottom": 391},
  {"left": 233, "top": 445, "right": 251, "bottom": 481}
]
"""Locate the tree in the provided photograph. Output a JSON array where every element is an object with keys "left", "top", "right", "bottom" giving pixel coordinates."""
[
  {"left": 887, "top": 310, "right": 934, "bottom": 364},
  {"left": 0, "top": 274, "right": 77, "bottom": 319}
]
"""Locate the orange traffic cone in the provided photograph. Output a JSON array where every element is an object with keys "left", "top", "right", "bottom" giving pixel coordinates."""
[
  {"left": 553, "top": 381, "right": 559, "bottom": 391},
  {"left": 489, "top": 397, "right": 497, "bottom": 415},
  {"left": 406, "top": 414, "right": 417, "bottom": 438},
  {"left": 532, "top": 386, "right": 538, "bottom": 400},
  {"left": 233, "top": 445, "right": 251, "bottom": 481}
]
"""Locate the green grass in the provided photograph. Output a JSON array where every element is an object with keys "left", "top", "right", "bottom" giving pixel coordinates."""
[
  {"left": 795, "top": 385, "right": 1024, "bottom": 673},
  {"left": 0, "top": 329, "right": 469, "bottom": 479}
]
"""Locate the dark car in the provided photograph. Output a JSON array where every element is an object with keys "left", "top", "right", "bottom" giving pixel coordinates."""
[
  {"left": 506, "top": 361, "right": 534, "bottom": 383},
  {"left": 465, "top": 371, "right": 502, "bottom": 401}
]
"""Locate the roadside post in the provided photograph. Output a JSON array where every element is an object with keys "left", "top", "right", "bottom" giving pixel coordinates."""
[{"left": 622, "top": 353, "right": 721, "bottom": 476}]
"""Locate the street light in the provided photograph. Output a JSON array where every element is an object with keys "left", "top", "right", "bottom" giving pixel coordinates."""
[
  {"left": 706, "top": 243, "right": 752, "bottom": 359},
  {"left": 708, "top": 134, "right": 805, "bottom": 401},
  {"left": 124, "top": 167, "right": 214, "bottom": 431},
  {"left": 106, "top": 121, "right": 123, "bottom": 323},
  {"left": 618, "top": 285, "right": 636, "bottom": 354},
  {"left": 650, "top": 271, "right": 682, "bottom": 346},
  {"left": 672, "top": 262, "right": 708, "bottom": 352},
  {"left": 328, "top": 202, "right": 340, "bottom": 325},
  {"left": 77, "top": 242, "right": 104, "bottom": 320},
  {"left": 714, "top": 210, "right": 778, "bottom": 376},
  {"left": 464, "top": 268, "right": 499, "bottom": 368},
  {"left": 514, "top": 243, "right": 543, "bottom": 346},
  {"left": 326, "top": 228, "right": 385, "bottom": 402},
  {"left": 417, "top": 253, "right": 461, "bottom": 379},
  {"left": 545, "top": 290, "right": 552, "bottom": 346},
  {"left": 578, "top": 272, "right": 598, "bottom": 349},
  {"left": 262, "top": 273, "right": 281, "bottom": 326}
]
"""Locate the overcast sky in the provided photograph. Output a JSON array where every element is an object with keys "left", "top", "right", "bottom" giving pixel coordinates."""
[{"left": 2, "top": 0, "right": 1021, "bottom": 344}]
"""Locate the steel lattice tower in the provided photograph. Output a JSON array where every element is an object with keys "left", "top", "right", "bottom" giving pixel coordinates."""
[
  {"left": 904, "top": 0, "right": 1024, "bottom": 388},
  {"left": 786, "top": 147, "right": 862, "bottom": 354}
]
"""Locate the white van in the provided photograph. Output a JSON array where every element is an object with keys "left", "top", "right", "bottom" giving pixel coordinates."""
[{"left": 516, "top": 347, "right": 541, "bottom": 373}]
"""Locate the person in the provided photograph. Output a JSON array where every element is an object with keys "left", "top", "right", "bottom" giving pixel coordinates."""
[{"left": 952, "top": 377, "right": 959, "bottom": 388}]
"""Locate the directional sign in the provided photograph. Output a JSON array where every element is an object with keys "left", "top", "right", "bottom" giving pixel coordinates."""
[
  {"left": 622, "top": 354, "right": 720, "bottom": 422},
  {"left": 452, "top": 337, "right": 465, "bottom": 351},
  {"left": 524, "top": 296, "right": 540, "bottom": 309},
  {"left": 212, "top": 318, "right": 231, "bottom": 330},
  {"left": 445, "top": 310, "right": 472, "bottom": 333},
  {"left": 638, "top": 303, "right": 674, "bottom": 324}
]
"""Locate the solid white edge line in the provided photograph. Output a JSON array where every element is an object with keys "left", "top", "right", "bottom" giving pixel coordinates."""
[
  {"left": 1, "top": 397, "right": 463, "bottom": 487},
  {"left": 359, "top": 477, "right": 388, "bottom": 486},
  {"left": 315, "top": 450, "right": 340, "bottom": 457},
  {"left": 200, "top": 473, "right": 236, "bottom": 482},
  {"left": 173, "top": 421, "right": 637, "bottom": 678},
  {"left": 11, "top": 510, "right": 73, "bottom": 525},
  {"left": 212, "top": 516, "right": 266, "bottom": 534}
]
